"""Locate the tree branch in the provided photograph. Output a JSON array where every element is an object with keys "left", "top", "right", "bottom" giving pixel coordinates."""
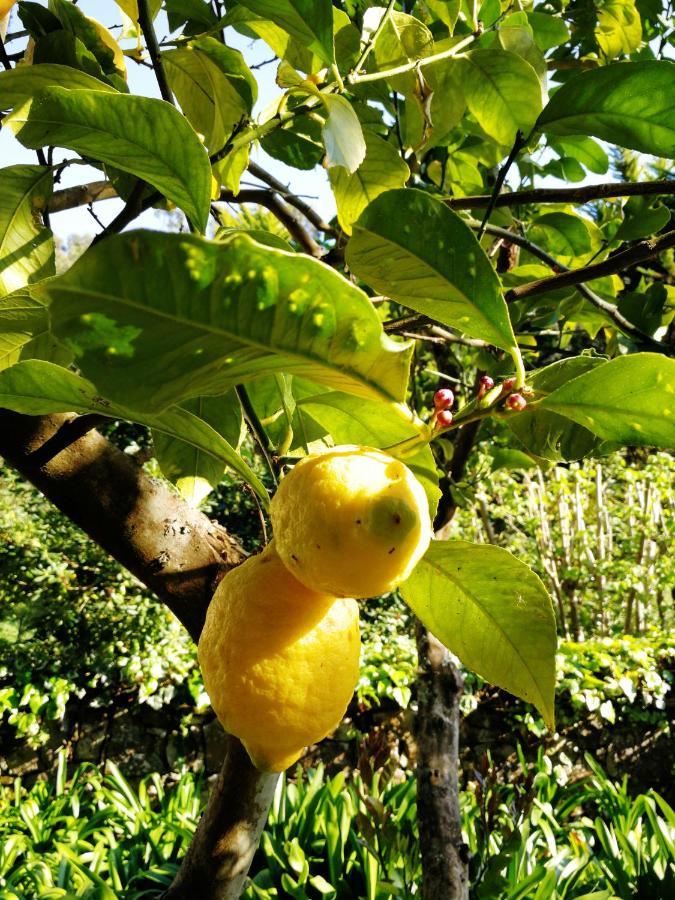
[
  {"left": 348, "top": 29, "right": 479, "bottom": 84},
  {"left": 505, "top": 229, "right": 675, "bottom": 302},
  {"left": 49, "top": 180, "right": 118, "bottom": 213},
  {"left": 247, "top": 161, "right": 336, "bottom": 236},
  {"left": 0, "top": 411, "right": 244, "bottom": 641},
  {"left": 349, "top": 0, "right": 396, "bottom": 81},
  {"left": 476, "top": 130, "right": 525, "bottom": 239},
  {"left": 220, "top": 188, "right": 323, "bottom": 258},
  {"left": 162, "top": 737, "right": 278, "bottom": 900},
  {"left": 0, "top": 410, "right": 276, "bottom": 899},
  {"left": 446, "top": 179, "right": 675, "bottom": 210},
  {"left": 137, "top": 0, "right": 175, "bottom": 106}
]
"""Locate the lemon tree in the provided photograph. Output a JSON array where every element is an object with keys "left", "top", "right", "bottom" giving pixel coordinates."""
[{"left": 0, "top": 0, "right": 674, "bottom": 897}]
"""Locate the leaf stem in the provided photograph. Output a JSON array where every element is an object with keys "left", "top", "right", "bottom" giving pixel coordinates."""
[{"left": 235, "top": 385, "right": 279, "bottom": 486}]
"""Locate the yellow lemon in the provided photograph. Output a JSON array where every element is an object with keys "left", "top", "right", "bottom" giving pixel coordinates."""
[
  {"left": 198, "top": 542, "right": 360, "bottom": 772},
  {"left": 271, "top": 445, "right": 431, "bottom": 599}
]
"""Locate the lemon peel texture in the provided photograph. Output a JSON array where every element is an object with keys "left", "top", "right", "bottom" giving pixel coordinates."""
[
  {"left": 271, "top": 445, "right": 432, "bottom": 599},
  {"left": 198, "top": 542, "right": 360, "bottom": 772}
]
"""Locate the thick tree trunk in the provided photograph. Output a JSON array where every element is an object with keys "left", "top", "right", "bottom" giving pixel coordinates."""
[
  {"left": 162, "top": 737, "right": 278, "bottom": 900},
  {"left": 0, "top": 411, "right": 244, "bottom": 641},
  {"left": 0, "top": 410, "right": 273, "bottom": 897},
  {"left": 414, "top": 624, "right": 469, "bottom": 900}
]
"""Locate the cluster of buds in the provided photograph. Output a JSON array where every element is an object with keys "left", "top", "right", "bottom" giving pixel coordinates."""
[{"left": 433, "top": 388, "right": 454, "bottom": 428}]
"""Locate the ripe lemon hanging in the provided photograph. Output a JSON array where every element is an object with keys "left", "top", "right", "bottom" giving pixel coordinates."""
[
  {"left": 270, "top": 445, "right": 432, "bottom": 599},
  {"left": 198, "top": 542, "right": 360, "bottom": 772}
]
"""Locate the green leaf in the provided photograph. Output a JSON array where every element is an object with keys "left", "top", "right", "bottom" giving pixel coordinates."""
[
  {"left": 401, "top": 540, "right": 557, "bottom": 729},
  {"left": 526, "top": 12, "right": 570, "bottom": 51},
  {"left": 296, "top": 389, "right": 441, "bottom": 516},
  {"left": 507, "top": 356, "right": 607, "bottom": 462},
  {"left": 321, "top": 94, "right": 366, "bottom": 173},
  {"left": 0, "top": 63, "right": 116, "bottom": 112},
  {"left": 536, "top": 61, "right": 675, "bottom": 160},
  {"left": 370, "top": 10, "right": 434, "bottom": 95},
  {"left": 457, "top": 49, "right": 544, "bottom": 146},
  {"left": 0, "top": 165, "right": 54, "bottom": 298},
  {"left": 528, "top": 212, "right": 594, "bottom": 261},
  {"left": 39, "top": 230, "right": 412, "bottom": 413},
  {"left": 262, "top": 115, "right": 324, "bottom": 170},
  {"left": 153, "top": 392, "right": 244, "bottom": 505},
  {"left": 162, "top": 38, "right": 256, "bottom": 152},
  {"left": 550, "top": 135, "right": 609, "bottom": 175},
  {"left": 595, "top": 0, "right": 642, "bottom": 59},
  {"left": 237, "top": 0, "right": 335, "bottom": 66},
  {"left": 0, "top": 360, "right": 269, "bottom": 505},
  {"left": 329, "top": 132, "right": 409, "bottom": 235},
  {"left": 0, "top": 290, "right": 61, "bottom": 372},
  {"left": 346, "top": 189, "right": 516, "bottom": 351},
  {"left": 539, "top": 353, "right": 675, "bottom": 449},
  {"left": 613, "top": 195, "right": 671, "bottom": 242},
  {"left": 6, "top": 87, "right": 211, "bottom": 230}
]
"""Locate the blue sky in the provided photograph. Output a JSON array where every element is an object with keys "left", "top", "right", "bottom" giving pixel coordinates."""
[{"left": 1, "top": 0, "right": 337, "bottom": 239}]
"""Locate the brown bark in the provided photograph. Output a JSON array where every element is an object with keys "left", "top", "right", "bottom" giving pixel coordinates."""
[
  {"left": 162, "top": 737, "right": 278, "bottom": 900},
  {"left": 414, "top": 624, "right": 469, "bottom": 900},
  {"left": 0, "top": 410, "right": 244, "bottom": 641},
  {"left": 0, "top": 410, "right": 274, "bottom": 898}
]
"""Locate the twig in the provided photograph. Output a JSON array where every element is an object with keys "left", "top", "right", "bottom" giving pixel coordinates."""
[
  {"left": 349, "top": 0, "right": 396, "bottom": 81},
  {"left": 477, "top": 130, "right": 525, "bottom": 239},
  {"left": 348, "top": 29, "right": 479, "bottom": 84},
  {"left": 91, "top": 182, "right": 159, "bottom": 246},
  {"left": 27, "top": 414, "right": 109, "bottom": 468},
  {"left": 505, "top": 229, "right": 675, "bottom": 302},
  {"left": 446, "top": 179, "right": 675, "bottom": 210},
  {"left": 476, "top": 222, "right": 673, "bottom": 356},
  {"left": 235, "top": 385, "right": 278, "bottom": 486},
  {"left": 247, "top": 162, "right": 336, "bottom": 235},
  {"left": 0, "top": 32, "right": 11, "bottom": 71},
  {"left": 219, "top": 189, "right": 323, "bottom": 257},
  {"left": 137, "top": 0, "right": 175, "bottom": 105}
]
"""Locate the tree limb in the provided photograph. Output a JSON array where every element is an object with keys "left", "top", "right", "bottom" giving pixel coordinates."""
[
  {"left": 49, "top": 180, "right": 118, "bottom": 213},
  {"left": 137, "top": 0, "right": 175, "bottom": 106},
  {"left": 162, "top": 737, "right": 278, "bottom": 900},
  {"left": 447, "top": 179, "right": 675, "bottom": 210},
  {"left": 219, "top": 188, "right": 323, "bottom": 258},
  {"left": 247, "top": 161, "right": 337, "bottom": 236},
  {"left": 0, "top": 410, "right": 276, "bottom": 898},
  {"left": 505, "top": 229, "right": 675, "bottom": 302},
  {"left": 0, "top": 411, "right": 244, "bottom": 641}
]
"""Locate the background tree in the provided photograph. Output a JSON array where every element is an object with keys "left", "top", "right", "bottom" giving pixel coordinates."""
[{"left": 0, "top": 0, "right": 673, "bottom": 897}]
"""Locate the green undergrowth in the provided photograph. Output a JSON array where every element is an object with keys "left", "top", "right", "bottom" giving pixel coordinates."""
[{"left": 0, "top": 751, "right": 672, "bottom": 899}]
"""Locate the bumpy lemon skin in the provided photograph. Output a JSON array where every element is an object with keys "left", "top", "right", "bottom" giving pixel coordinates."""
[
  {"left": 197, "top": 542, "right": 360, "bottom": 772},
  {"left": 270, "top": 445, "right": 432, "bottom": 599}
]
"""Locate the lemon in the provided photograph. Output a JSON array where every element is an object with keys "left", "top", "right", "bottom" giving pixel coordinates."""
[
  {"left": 198, "top": 542, "right": 360, "bottom": 772},
  {"left": 271, "top": 445, "right": 431, "bottom": 599},
  {"left": 0, "top": 1, "right": 16, "bottom": 19}
]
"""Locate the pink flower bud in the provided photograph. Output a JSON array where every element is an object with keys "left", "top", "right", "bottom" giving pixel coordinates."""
[
  {"left": 436, "top": 410, "right": 454, "bottom": 427},
  {"left": 506, "top": 393, "right": 527, "bottom": 412},
  {"left": 434, "top": 388, "right": 455, "bottom": 410}
]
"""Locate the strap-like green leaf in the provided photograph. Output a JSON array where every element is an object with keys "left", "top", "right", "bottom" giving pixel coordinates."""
[
  {"left": 6, "top": 87, "right": 211, "bottom": 230},
  {"left": 536, "top": 61, "right": 675, "bottom": 159},
  {"left": 346, "top": 188, "right": 516, "bottom": 351},
  {"left": 0, "top": 360, "right": 269, "bottom": 505},
  {"left": 538, "top": 353, "right": 675, "bottom": 448},
  {"left": 401, "top": 540, "right": 557, "bottom": 729},
  {"left": 37, "top": 230, "right": 412, "bottom": 413}
]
